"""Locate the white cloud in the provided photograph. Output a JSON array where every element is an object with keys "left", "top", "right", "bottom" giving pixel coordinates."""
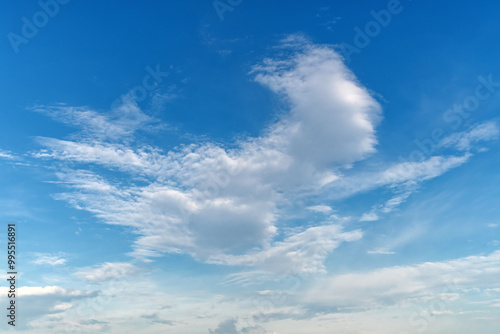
[
  {"left": 150, "top": 87, "right": 178, "bottom": 111},
  {"left": 332, "top": 153, "right": 472, "bottom": 223},
  {"left": 306, "top": 205, "right": 333, "bottom": 214},
  {"left": 30, "top": 100, "right": 160, "bottom": 141},
  {"left": 31, "top": 37, "right": 380, "bottom": 270},
  {"left": 352, "top": 122, "right": 497, "bottom": 220},
  {"left": 0, "top": 149, "right": 15, "bottom": 159},
  {"left": 441, "top": 121, "right": 499, "bottom": 151},
  {"left": 74, "top": 262, "right": 137, "bottom": 282},
  {"left": 52, "top": 302, "right": 73, "bottom": 311},
  {"left": 367, "top": 248, "right": 396, "bottom": 255},
  {"left": 33, "top": 253, "right": 67, "bottom": 266},
  {"left": 207, "top": 224, "right": 362, "bottom": 274},
  {"left": 305, "top": 250, "right": 500, "bottom": 309},
  {"left": 33, "top": 138, "right": 167, "bottom": 177},
  {"left": 209, "top": 318, "right": 239, "bottom": 334},
  {"left": 0, "top": 285, "right": 96, "bottom": 331},
  {"left": 377, "top": 154, "right": 471, "bottom": 187},
  {"left": 0, "top": 286, "right": 92, "bottom": 297},
  {"left": 209, "top": 318, "right": 272, "bottom": 334},
  {"left": 253, "top": 36, "right": 381, "bottom": 166},
  {"left": 359, "top": 212, "right": 379, "bottom": 222},
  {"left": 28, "top": 36, "right": 498, "bottom": 280},
  {"left": 327, "top": 153, "right": 471, "bottom": 204},
  {"left": 359, "top": 191, "right": 412, "bottom": 222}
]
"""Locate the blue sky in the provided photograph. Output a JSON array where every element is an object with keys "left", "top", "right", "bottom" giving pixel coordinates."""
[{"left": 1, "top": 0, "right": 500, "bottom": 333}]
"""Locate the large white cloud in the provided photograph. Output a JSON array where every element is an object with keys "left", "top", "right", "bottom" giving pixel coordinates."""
[
  {"left": 31, "top": 37, "right": 379, "bottom": 269},
  {"left": 29, "top": 36, "right": 498, "bottom": 279},
  {"left": 253, "top": 35, "right": 381, "bottom": 166}
]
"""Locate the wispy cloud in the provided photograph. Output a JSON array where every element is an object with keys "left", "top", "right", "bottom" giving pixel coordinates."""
[
  {"left": 208, "top": 224, "right": 362, "bottom": 275},
  {"left": 0, "top": 285, "right": 93, "bottom": 297},
  {"left": 441, "top": 121, "right": 499, "bottom": 151},
  {"left": 30, "top": 100, "right": 161, "bottom": 141},
  {"left": 355, "top": 122, "right": 498, "bottom": 221},
  {"left": 0, "top": 149, "right": 16, "bottom": 159},
  {"left": 366, "top": 248, "right": 396, "bottom": 255},
  {"left": 52, "top": 302, "right": 73, "bottom": 311},
  {"left": 306, "top": 205, "right": 333, "bottom": 214},
  {"left": 32, "top": 253, "right": 67, "bottom": 266},
  {"left": 74, "top": 262, "right": 137, "bottom": 282},
  {"left": 305, "top": 250, "right": 500, "bottom": 310}
]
